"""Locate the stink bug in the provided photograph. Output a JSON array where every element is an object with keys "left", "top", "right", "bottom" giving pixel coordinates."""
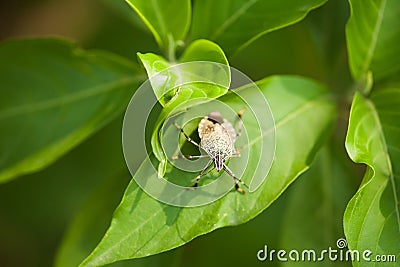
[{"left": 172, "top": 109, "right": 247, "bottom": 194}]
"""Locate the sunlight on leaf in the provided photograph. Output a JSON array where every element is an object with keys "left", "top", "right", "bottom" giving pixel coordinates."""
[
  {"left": 138, "top": 40, "right": 230, "bottom": 177},
  {"left": 137, "top": 39, "right": 229, "bottom": 107},
  {"left": 344, "top": 89, "right": 400, "bottom": 266},
  {"left": 125, "top": 0, "right": 191, "bottom": 52},
  {"left": 79, "top": 75, "right": 336, "bottom": 267},
  {"left": 346, "top": 0, "right": 400, "bottom": 83}
]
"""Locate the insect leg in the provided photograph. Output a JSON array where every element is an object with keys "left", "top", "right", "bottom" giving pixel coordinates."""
[
  {"left": 173, "top": 122, "right": 200, "bottom": 148},
  {"left": 191, "top": 159, "right": 214, "bottom": 188},
  {"left": 235, "top": 108, "right": 246, "bottom": 138},
  {"left": 231, "top": 148, "right": 242, "bottom": 157},
  {"left": 171, "top": 154, "right": 209, "bottom": 160},
  {"left": 223, "top": 164, "right": 248, "bottom": 194}
]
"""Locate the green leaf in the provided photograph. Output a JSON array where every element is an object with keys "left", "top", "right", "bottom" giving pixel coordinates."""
[
  {"left": 179, "top": 39, "right": 229, "bottom": 64},
  {"left": 137, "top": 39, "right": 229, "bottom": 107},
  {"left": 125, "top": 0, "right": 191, "bottom": 52},
  {"left": 344, "top": 89, "right": 400, "bottom": 266},
  {"left": 346, "top": 0, "right": 400, "bottom": 83},
  {"left": 137, "top": 52, "right": 171, "bottom": 106},
  {"left": 55, "top": 171, "right": 182, "bottom": 267},
  {"left": 55, "top": 172, "right": 130, "bottom": 267},
  {"left": 190, "top": 0, "right": 328, "bottom": 55},
  {"left": 80, "top": 75, "right": 336, "bottom": 266},
  {"left": 138, "top": 39, "right": 230, "bottom": 176},
  {"left": 179, "top": 185, "right": 288, "bottom": 267},
  {"left": 0, "top": 38, "right": 143, "bottom": 183}
]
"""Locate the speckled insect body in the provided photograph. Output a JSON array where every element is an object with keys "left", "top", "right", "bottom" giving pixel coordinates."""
[
  {"left": 198, "top": 112, "right": 236, "bottom": 172},
  {"left": 173, "top": 109, "right": 247, "bottom": 194}
]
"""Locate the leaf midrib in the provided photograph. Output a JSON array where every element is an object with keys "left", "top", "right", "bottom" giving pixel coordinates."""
[
  {"left": 152, "top": 0, "right": 168, "bottom": 40},
  {"left": 0, "top": 76, "right": 141, "bottom": 120},
  {"left": 361, "top": 0, "right": 387, "bottom": 74},
  {"left": 366, "top": 97, "right": 400, "bottom": 233},
  {"left": 210, "top": 0, "right": 259, "bottom": 40},
  {"left": 81, "top": 181, "right": 189, "bottom": 267},
  {"left": 245, "top": 93, "right": 328, "bottom": 148},
  {"left": 354, "top": 176, "right": 386, "bottom": 251}
]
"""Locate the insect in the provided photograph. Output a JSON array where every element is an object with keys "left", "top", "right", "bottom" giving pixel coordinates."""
[{"left": 172, "top": 109, "right": 247, "bottom": 194}]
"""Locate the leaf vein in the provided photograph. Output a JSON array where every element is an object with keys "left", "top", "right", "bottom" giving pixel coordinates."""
[
  {"left": 0, "top": 76, "right": 140, "bottom": 120},
  {"left": 366, "top": 98, "right": 400, "bottom": 233},
  {"left": 245, "top": 94, "right": 328, "bottom": 148},
  {"left": 356, "top": 179, "right": 387, "bottom": 251},
  {"left": 211, "top": 0, "right": 258, "bottom": 40},
  {"left": 361, "top": 0, "right": 387, "bottom": 74}
]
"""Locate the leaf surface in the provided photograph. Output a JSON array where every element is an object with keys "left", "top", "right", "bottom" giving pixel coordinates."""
[
  {"left": 80, "top": 75, "right": 336, "bottom": 266},
  {"left": 138, "top": 40, "right": 230, "bottom": 176},
  {"left": 344, "top": 89, "right": 400, "bottom": 266},
  {"left": 346, "top": 0, "right": 400, "bottom": 84},
  {"left": 0, "top": 38, "right": 143, "bottom": 183},
  {"left": 190, "top": 0, "right": 328, "bottom": 55},
  {"left": 125, "top": 0, "right": 191, "bottom": 50}
]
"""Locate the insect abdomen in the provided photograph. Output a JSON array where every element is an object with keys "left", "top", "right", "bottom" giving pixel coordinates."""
[{"left": 201, "top": 132, "right": 233, "bottom": 159}]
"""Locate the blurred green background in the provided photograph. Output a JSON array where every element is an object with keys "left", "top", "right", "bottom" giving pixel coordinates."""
[{"left": 0, "top": 0, "right": 362, "bottom": 266}]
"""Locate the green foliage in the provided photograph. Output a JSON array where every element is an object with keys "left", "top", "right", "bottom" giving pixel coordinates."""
[
  {"left": 80, "top": 76, "right": 336, "bottom": 266},
  {"left": 346, "top": 0, "right": 400, "bottom": 84},
  {"left": 55, "top": 171, "right": 131, "bottom": 267},
  {"left": 125, "top": 0, "right": 191, "bottom": 53},
  {"left": 190, "top": 0, "right": 328, "bottom": 55},
  {"left": 138, "top": 39, "right": 230, "bottom": 176},
  {"left": 137, "top": 39, "right": 229, "bottom": 108},
  {"left": 344, "top": 90, "right": 400, "bottom": 266},
  {"left": 344, "top": 0, "right": 400, "bottom": 263},
  {"left": 0, "top": 39, "right": 142, "bottom": 184},
  {"left": 1, "top": 0, "right": 399, "bottom": 266}
]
